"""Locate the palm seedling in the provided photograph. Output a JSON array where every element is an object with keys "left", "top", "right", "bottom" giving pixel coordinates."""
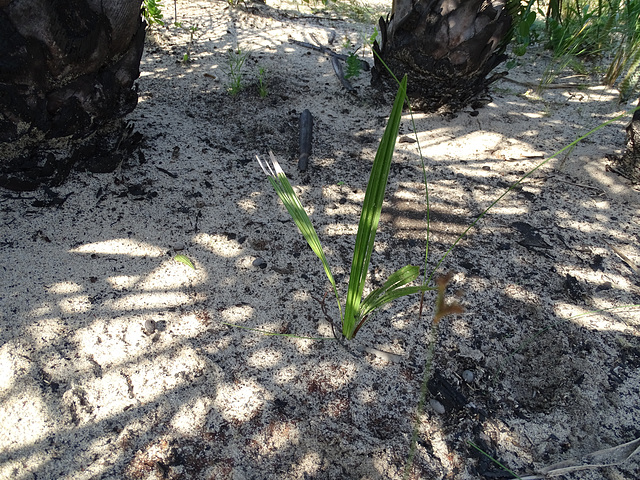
[{"left": 257, "top": 76, "right": 435, "bottom": 340}]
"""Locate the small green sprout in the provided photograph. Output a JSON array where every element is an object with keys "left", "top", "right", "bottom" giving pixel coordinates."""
[
  {"left": 257, "top": 76, "right": 434, "bottom": 340},
  {"left": 142, "top": 0, "right": 164, "bottom": 27},
  {"left": 345, "top": 51, "right": 362, "bottom": 79},
  {"left": 258, "top": 67, "right": 268, "bottom": 98}
]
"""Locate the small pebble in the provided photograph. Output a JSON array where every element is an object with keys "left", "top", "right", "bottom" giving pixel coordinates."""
[
  {"left": 462, "top": 370, "right": 474, "bottom": 383},
  {"left": 144, "top": 319, "right": 156, "bottom": 335},
  {"left": 596, "top": 281, "right": 612, "bottom": 291},
  {"left": 430, "top": 399, "right": 445, "bottom": 415},
  {"left": 253, "top": 257, "right": 267, "bottom": 269},
  {"left": 398, "top": 135, "right": 416, "bottom": 144}
]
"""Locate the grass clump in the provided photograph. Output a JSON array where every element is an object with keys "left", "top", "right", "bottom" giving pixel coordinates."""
[
  {"left": 174, "top": 22, "right": 199, "bottom": 63},
  {"left": 510, "top": 0, "right": 640, "bottom": 101},
  {"left": 225, "top": 49, "right": 248, "bottom": 96},
  {"left": 257, "top": 67, "right": 268, "bottom": 98}
]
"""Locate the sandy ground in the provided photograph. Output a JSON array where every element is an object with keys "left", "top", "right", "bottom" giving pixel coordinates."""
[{"left": 1, "top": 1, "right": 640, "bottom": 479}]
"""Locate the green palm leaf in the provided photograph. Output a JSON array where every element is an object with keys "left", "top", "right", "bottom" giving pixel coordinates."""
[
  {"left": 358, "top": 265, "right": 435, "bottom": 324},
  {"left": 256, "top": 152, "right": 342, "bottom": 318},
  {"left": 258, "top": 76, "right": 428, "bottom": 341},
  {"left": 343, "top": 75, "right": 408, "bottom": 339}
]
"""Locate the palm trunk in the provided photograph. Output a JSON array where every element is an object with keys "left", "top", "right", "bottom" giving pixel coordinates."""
[
  {"left": 613, "top": 98, "right": 640, "bottom": 183},
  {"left": 373, "top": 0, "right": 513, "bottom": 112},
  {"left": 0, "top": 0, "right": 145, "bottom": 191}
]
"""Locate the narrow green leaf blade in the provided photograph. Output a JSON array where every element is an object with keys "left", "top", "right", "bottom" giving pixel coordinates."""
[
  {"left": 257, "top": 152, "right": 342, "bottom": 319},
  {"left": 359, "top": 265, "right": 435, "bottom": 320},
  {"left": 361, "top": 285, "right": 434, "bottom": 320},
  {"left": 342, "top": 76, "right": 408, "bottom": 339},
  {"left": 360, "top": 265, "right": 420, "bottom": 308}
]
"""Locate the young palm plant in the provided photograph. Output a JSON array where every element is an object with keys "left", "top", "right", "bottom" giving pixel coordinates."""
[{"left": 257, "top": 76, "right": 435, "bottom": 340}]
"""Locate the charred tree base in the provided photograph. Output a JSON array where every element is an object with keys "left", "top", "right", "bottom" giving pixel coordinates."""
[
  {"left": 371, "top": 45, "right": 508, "bottom": 113},
  {"left": 372, "top": 0, "right": 512, "bottom": 113},
  {"left": 0, "top": 121, "right": 142, "bottom": 191},
  {"left": 0, "top": 1, "right": 146, "bottom": 191},
  {"left": 610, "top": 101, "right": 640, "bottom": 184}
]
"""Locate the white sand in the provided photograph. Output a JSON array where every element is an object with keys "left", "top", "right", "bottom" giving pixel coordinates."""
[{"left": 1, "top": 1, "right": 639, "bottom": 479}]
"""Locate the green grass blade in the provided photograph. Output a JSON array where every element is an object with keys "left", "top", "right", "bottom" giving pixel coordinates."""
[
  {"left": 359, "top": 265, "right": 420, "bottom": 311},
  {"left": 426, "top": 105, "right": 640, "bottom": 285},
  {"left": 220, "top": 322, "right": 336, "bottom": 341},
  {"left": 257, "top": 152, "right": 342, "bottom": 320},
  {"left": 467, "top": 441, "right": 522, "bottom": 479},
  {"left": 373, "top": 265, "right": 421, "bottom": 292},
  {"left": 343, "top": 76, "right": 408, "bottom": 339}
]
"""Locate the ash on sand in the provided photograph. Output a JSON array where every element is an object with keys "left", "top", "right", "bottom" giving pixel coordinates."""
[{"left": 1, "top": 1, "right": 639, "bottom": 479}]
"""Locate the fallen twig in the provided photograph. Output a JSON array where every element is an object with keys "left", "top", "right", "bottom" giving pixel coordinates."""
[
  {"left": 518, "top": 436, "right": 640, "bottom": 479},
  {"left": 501, "top": 77, "right": 589, "bottom": 89},
  {"left": 288, "top": 37, "right": 369, "bottom": 71},
  {"left": 553, "top": 177, "right": 605, "bottom": 193},
  {"left": 605, "top": 240, "right": 639, "bottom": 273},
  {"left": 156, "top": 166, "right": 178, "bottom": 178}
]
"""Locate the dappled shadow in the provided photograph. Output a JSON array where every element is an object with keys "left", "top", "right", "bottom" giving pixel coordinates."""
[{"left": 1, "top": 1, "right": 640, "bottom": 479}]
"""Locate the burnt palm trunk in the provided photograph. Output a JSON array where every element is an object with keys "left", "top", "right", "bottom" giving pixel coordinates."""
[
  {"left": 612, "top": 98, "right": 640, "bottom": 183},
  {"left": 373, "top": 0, "right": 513, "bottom": 112},
  {"left": 0, "top": 0, "right": 145, "bottom": 190}
]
